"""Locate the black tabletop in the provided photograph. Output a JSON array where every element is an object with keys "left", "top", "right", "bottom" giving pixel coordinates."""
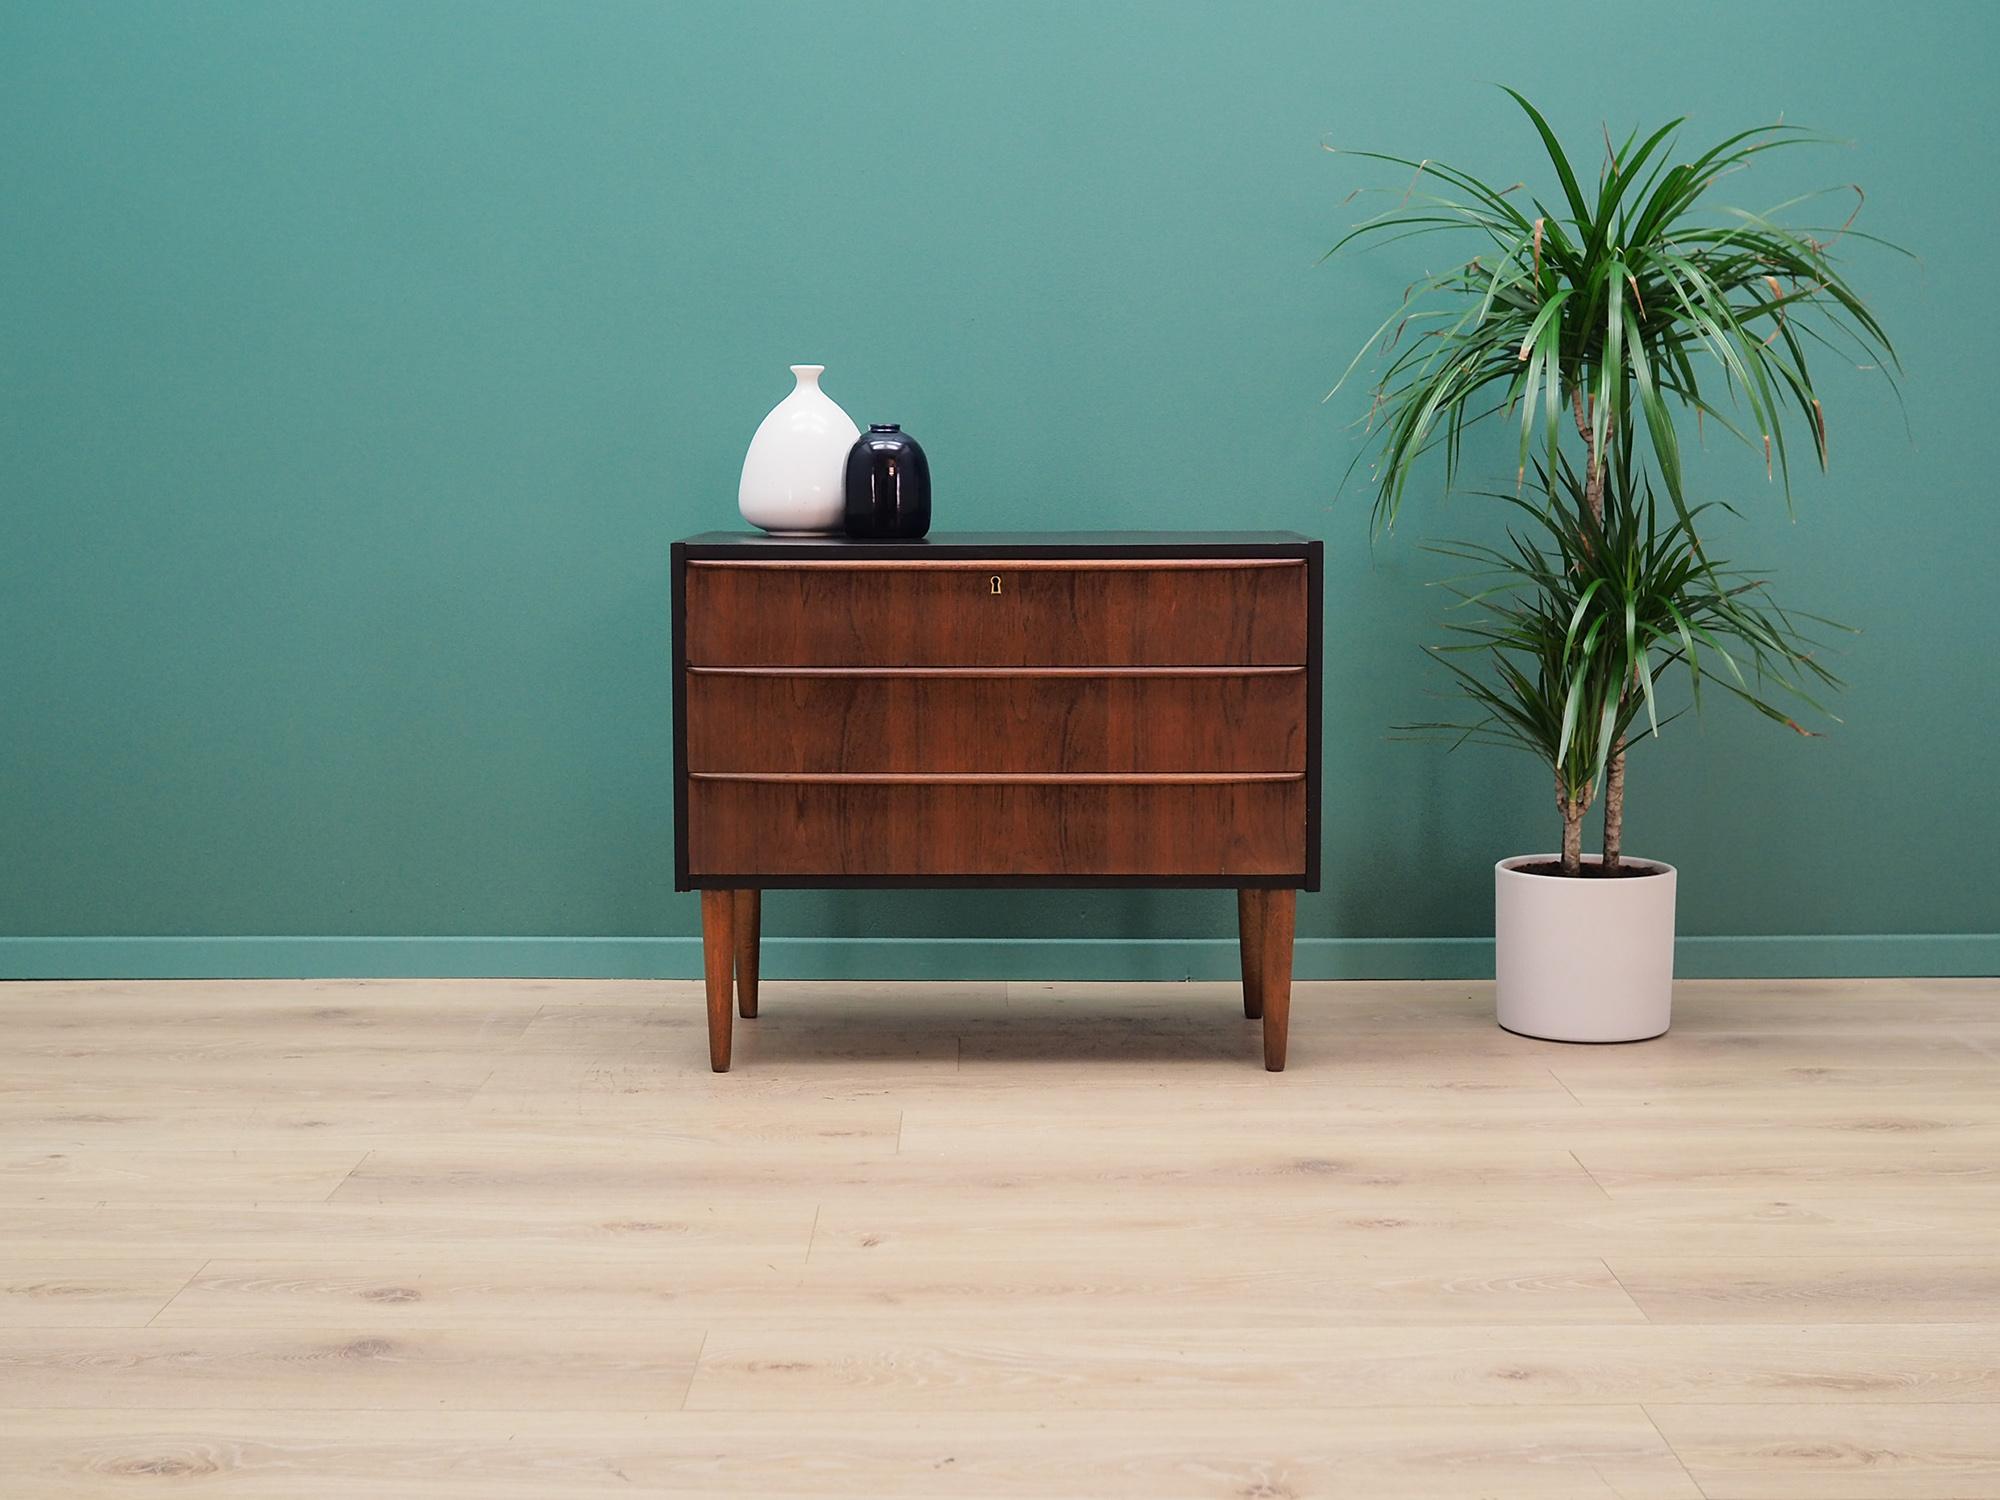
[{"left": 675, "top": 530, "right": 1318, "bottom": 560}]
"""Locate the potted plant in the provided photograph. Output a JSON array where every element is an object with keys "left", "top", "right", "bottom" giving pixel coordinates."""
[{"left": 1329, "top": 93, "right": 1901, "bottom": 1040}]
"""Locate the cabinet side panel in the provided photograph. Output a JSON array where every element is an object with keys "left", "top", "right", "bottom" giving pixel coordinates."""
[
  {"left": 671, "top": 542, "right": 690, "bottom": 891},
  {"left": 1305, "top": 539, "right": 1324, "bottom": 892}
]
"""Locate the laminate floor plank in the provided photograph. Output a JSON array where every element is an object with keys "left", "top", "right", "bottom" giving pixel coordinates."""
[
  {"left": 1, "top": 1148, "right": 369, "bottom": 1204},
  {"left": 330, "top": 1143, "right": 1612, "bottom": 1211},
  {"left": 1609, "top": 1255, "right": 2000, "bottom": 1324},
  {"left": 35, "top": 1101, "right": 907, "bottom": 1154},
  {"left": 1648, "top": 1402, "right": 2000, "bottom": 1498},
  {"left": 0, "top": 1257, "right": 210, "bottom": 1329},
  {"left": 1573, "top": 1139, "right": 2000, "bottom": 1199},
  {"left": 1011, "top": 975, "right": 1998, "bottom": 1032},
  {"left": 0, "top": 977, "right": 560, "bottom": 1022},
  {"left": 682, "top": 1323, "right": 2000, "bottom": 1411},
  {"left": 0, "top": 1407, "right": 1705, "bottom": 1499},
  {"left": 0, "top": 1200, "right": 819, "bottom": 1260},
  {"left": 148, "top": 1248, "right": 815, "bottom": 1328},
  {"left": 807, "top": 1193, "right": 2000, "bottom": 1260},
  {"left": 513, "top": 981, "right": 1006, "bottom": 1053},
  {"left": 0, "top": 1057, "right": 497, "bottom": 1105},
  {"left": 894, "top": 1112, "right": 2000, "bottom": 1158},
  {"left": 1549, "top": 1065, "right": 2000, "bottom": 1106},
  {"left": 129, "top": 1247, "right": 1646, "bottom": 1333},
  {"left": 787, "top": 1248, "right": 1649, "bottom": 1327},
  {"left": 0, "top": 1326, "right": 704, "bottom": 1410}
]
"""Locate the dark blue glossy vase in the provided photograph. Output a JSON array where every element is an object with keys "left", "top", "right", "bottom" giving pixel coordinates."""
[{"left": 842, "top": 424, "right": 931, "bottom": 539}]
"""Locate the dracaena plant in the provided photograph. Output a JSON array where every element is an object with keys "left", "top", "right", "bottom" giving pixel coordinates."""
[
  {"left": 1419, "top": 464, "right": 1841, "bottom": 873},
  {"left": 1329, "top": 91, "right": 1900, "bottom": 870}
]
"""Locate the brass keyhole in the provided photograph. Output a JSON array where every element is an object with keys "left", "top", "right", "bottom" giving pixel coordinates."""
[{"left": 989, "top": 575, "right": 1003, "bottom": 595}]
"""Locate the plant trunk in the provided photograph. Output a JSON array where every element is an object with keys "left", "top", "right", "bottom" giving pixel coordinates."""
[
  {"left": 1572, "top": 379, "right": 1617, "bottom": 865},
  {"left": 1563, "top": 378, "right": 1612, "bottom": 873},
  {"left": 1557, "top": 773, "right": 1588, "bottom": 877},
  {"left": 1602, "top": 737, "right": 1626, "bottom": 871},
  {"left": 1571, "top": 386, "right": 1606, "bottom": 524}
]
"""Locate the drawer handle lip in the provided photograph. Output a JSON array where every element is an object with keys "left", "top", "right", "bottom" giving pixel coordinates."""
[
  {"left": 685, "top": 665, "right": 1307, "bottom": 678},
  {"left": 689, "top": 772, "right": 1303, "bottom": 786}
]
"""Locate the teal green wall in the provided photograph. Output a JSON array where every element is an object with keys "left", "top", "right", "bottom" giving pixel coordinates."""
[{"left": 4, "top": 1, "right": 1994, "bottom": 978}]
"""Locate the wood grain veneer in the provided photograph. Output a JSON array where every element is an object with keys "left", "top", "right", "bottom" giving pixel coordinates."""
[
  {"left": 687, "top": 778, "right": 1306, "bottom": 879},
  {"left": 683, "top": 559, "right": 1307, "bottom": 667},
  {"left": 687, "top": 668, "right": 1306, "bottom": 775}
]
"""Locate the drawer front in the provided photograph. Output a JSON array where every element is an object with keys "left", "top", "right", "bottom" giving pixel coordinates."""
[
  {"left": 686, "top": 778, "right": 1306, "bottom": 877},
  {"left": 685, "top": 668, "right": 1306, "bottom": 775},
  {"left": 683, "top": 560, "right": 1307, "bottom": 667}
]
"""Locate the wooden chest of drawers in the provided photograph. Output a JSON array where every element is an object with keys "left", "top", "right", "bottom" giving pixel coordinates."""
[{"left": 672, "top": 530, "right": 1323, "bottom": 1070}]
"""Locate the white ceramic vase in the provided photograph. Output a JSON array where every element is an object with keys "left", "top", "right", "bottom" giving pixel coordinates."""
[
  {"left": 1494, "top": 854, "right": 1677, "bottom": 1042},
  {"left": 737, "top": 364, "right": 860, "bottom": 534}
]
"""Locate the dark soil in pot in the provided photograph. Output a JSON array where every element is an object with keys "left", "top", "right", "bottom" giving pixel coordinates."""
[{"left": 1512, "top": 860, "right": 1668, "bottom": 879}]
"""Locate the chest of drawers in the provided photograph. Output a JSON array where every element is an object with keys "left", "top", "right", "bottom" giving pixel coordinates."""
[{"left": 672, "top": 530, "right": 1322, "bottom": 1071}]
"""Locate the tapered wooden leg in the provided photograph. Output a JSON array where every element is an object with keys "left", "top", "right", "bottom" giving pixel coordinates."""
[
  {"left": 700, "top": 889, "right": 735, "bottom": 1072},
  {"left": 1259, "top": 889, "right": 1296, "bottom": 1072},
  {"left": 734, "top": 888, "right": 760, "bottom": 1019},
  {"left": 1236, "top": 889, "right": 1265, "bottom": 1019}
]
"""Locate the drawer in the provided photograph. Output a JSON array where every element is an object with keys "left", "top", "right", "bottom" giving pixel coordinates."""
[
  {"left": 683, "top": 559, "right": 1307, "bottom": 667},
  {"left": 686, "top": 777, "right": 1306, "bottom": 877},
  {"left": 685, "top": 667, "right": 1306, "bottom": 775}
]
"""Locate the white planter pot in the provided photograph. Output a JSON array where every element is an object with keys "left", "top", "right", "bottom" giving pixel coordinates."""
[
  {"left": 1494, "top": 854, "right": 1677, "bottom": 1042},
  {"left": 738, "top": 364, "right": 860, "bottom": 534}
]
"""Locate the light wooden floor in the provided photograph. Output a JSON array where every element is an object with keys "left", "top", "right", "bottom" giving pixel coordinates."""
[{"left": 2, "top": 976, "right": 1998, "bottom": 1498}]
